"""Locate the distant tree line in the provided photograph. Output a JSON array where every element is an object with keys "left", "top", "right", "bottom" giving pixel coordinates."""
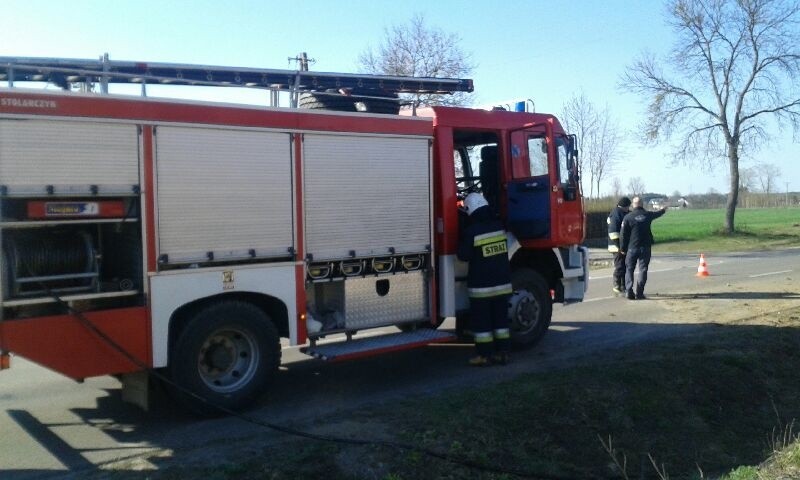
[{"left": 585, "top": 191, "right": 797, "bottom": 213}]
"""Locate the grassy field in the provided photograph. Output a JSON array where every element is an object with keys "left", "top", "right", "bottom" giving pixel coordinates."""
[{"left": 651, "top": 207, "right": 800, "bottom": 253}]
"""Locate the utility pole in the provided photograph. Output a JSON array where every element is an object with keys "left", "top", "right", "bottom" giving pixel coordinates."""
[
  {"left": 786, "top": 182, "right": 790, "bottom": 208},
  {"left": 288, "top": 52, "right": 314, "bottom": 71}
]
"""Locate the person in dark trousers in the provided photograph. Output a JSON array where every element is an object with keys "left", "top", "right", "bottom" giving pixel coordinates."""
[
  {"left": 457, "top": 192, "right": 512, "bottom": 366},
  {"left": 607, "top": 196, "right": 631, "bottom": 294},
  {"left": 619, "top": 196, "right": 667, "bottom": 300}
]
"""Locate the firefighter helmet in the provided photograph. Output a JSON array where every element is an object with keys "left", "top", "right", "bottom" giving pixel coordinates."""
[{"left": 463, "top": 193, "right": 489, "bottom": 215}]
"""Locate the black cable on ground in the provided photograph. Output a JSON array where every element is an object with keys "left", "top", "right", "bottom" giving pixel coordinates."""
[{"left": 32, "top": 269, "right": 604, "bottom": 480}]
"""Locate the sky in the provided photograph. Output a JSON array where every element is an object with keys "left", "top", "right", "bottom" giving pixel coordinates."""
[{"left": 1, "top": 0, "right": 797, "bottom": 197}]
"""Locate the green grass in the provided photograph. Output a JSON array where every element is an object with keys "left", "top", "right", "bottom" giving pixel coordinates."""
[
  {"left": 651, "top": 207, "right": 800, "bottom": 252},
  {"left": 364, "top": 316, "right": 800, "bottom": 480}
]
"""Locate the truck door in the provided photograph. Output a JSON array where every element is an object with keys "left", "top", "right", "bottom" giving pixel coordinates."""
[
  {"left": 507, "top": 130, "right": 552, "bottom": 239},
  {"left": 553, "top": 134, "right": 584, "bottom": 244}
]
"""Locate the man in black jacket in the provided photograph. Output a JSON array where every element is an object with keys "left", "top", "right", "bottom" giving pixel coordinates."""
[
  {"left": 620, "top": 197, "right": 667, "bottom": 300},
  {"left": 607, "top": 196, "right": 631, "bottom": 294},
  {"left": 457, "top": 193, "right": 512, "bottom": 366}
]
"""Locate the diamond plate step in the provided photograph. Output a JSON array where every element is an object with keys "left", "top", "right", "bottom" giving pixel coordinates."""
[{"left": 301, "top": 329, "right": 456, "bottom": 362}]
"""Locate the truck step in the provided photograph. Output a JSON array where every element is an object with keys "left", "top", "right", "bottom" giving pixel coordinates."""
[{"left": 301, "top": 329, "right": 456, "bottom": 362}]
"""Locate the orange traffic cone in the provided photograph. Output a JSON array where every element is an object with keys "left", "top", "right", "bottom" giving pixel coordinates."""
[{"left": 696, "top": 254, "right": 709, "bottom": 277}]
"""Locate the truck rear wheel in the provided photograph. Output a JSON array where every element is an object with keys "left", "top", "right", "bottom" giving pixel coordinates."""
[
  {"left": 298, "top": 89, "right": 400, "bottom": 114},
  {"left": 355, "top": 91, "right": 401, "bottom": 114},
  {"left": 509, "top": 268, "right": 552, "bottom": 348},
  {"left": 298, "top": 90, "right": 357, "bottom": 111},
  {"left": 168, "top": 301, "right": 281, "bottom": 415}
]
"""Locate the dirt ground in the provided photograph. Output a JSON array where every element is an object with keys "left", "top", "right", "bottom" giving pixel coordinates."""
[
  {"left": 589, "top": 249, "right": 798, "bottom": 327},
  {"left": 656, "top": 275, "right": 798, "bottom": 327}
]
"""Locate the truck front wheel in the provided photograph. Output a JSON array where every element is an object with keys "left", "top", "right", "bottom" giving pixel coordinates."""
[
  {"left": 508, "top": 268, "right": 552, "bottom": 348},
  {"left": 169, "top": 301, "right": 281, "bottom": 415}
]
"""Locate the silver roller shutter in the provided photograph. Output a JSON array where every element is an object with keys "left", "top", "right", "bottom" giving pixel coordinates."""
[
  {"left": 0, "top": 119, "right": 139, "bottom": 195},
  {"left": 155, "top": 126, "right": 293, "bottom": 264},
  {"left": 303, "top": 134, "right": 431, "bottom": 261}
]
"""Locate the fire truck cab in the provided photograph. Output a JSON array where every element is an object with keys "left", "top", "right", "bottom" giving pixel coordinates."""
[{"left": 431, "top": 106, "right": 586, "bottom": 343}]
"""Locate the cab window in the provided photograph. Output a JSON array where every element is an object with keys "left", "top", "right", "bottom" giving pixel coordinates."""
[
  {"left": 527, "top": 136, "right": 548, "bottom": 177},
  {"left": 452, "top": 129, "right": 501, "bottom": 209},
  {"left": 510, "top": 132, "right": 550, "bottom": 180}
]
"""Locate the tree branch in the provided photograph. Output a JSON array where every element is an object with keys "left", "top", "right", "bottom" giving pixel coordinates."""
[{"left": 740, "top": 98, "right": 800, "bottom": 123}]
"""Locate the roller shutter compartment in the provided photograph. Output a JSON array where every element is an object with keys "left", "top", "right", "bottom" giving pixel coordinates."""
[
  {"left": 155, "top": 127, "right": 293, "bottom": 265},
  {"left": 303, "top": 134, "right": 430, "bottom": 261},
  {"left": 0, "top": 119, "right": 139, "bottom": 195}
]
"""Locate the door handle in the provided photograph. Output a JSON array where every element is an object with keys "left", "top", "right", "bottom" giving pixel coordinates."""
[{"left": 520, "top": 182, "right": 544, "bottom": 191}]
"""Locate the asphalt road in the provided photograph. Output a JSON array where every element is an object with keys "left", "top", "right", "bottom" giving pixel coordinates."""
[{"left": 2, "top": 249, "right": 799, "bottom": 478}]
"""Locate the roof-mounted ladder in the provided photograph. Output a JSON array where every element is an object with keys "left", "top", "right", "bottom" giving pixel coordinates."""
[{"left": 0, "top": 53, "right": 474, "bottom": 107}]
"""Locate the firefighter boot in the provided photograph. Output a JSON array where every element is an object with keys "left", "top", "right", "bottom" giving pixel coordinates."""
[
  {"left": 468, "top": 355, "right": 491, "bottom": 367},
  {"left": 612, "top": 277, "right": 623, "bottom": 294},
  {"left": 491, "top": 352, "right": 510, "bottom": 366}
]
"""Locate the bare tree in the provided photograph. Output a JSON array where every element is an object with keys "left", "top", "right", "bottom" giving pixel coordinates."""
[
  {"left": 739, "top": 166, "right": 756, "bottom": 192},
  {"left": 612, "top": 177, "right": 624, "bottom": 198},
  {"left": 754, "top": 162, "right": 782, "bottom": 194},
  {"left": 560, "top": 92, "right": 622, "bottom": 197},
  {"left": 622, "top": 0, "right": 800, "bottom": 233},
  {"left": 739, "top": 166, "right": 756, "bottom": 206},
  {"left": 628, "top": 176, "right": 646, "bottom": 196},
  {"left": 590, "top": 110, "right": 623, "bottom": 198},
  {"left": 358, "top": 14, "right": 474, "bottom": 108},
  {"left": 560, "top": 92, "right": 597, "bottom": 195}
]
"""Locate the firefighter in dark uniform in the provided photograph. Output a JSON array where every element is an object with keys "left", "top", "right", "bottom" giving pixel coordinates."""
[
  {"left": 619, "top": 196, "right": 667, "bottom": 300},
  {"left": 457, "top": 193, "right": 512, "bottom": 366},
  {"left": 607, "top": 196, "right": 631, "bottom": 294}
]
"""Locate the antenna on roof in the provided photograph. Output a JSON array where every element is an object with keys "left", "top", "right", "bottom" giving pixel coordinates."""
[{"left": 288, "top": 52, "right": 316, "bottom": 72}]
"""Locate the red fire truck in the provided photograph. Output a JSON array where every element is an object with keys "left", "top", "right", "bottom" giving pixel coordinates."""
[{"left": 0, "top": 56, "right": 587, "bottom": 413}]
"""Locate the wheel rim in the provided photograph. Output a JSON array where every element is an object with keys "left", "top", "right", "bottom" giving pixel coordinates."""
[
  {"left": 507, "top": 289, "right": 540, "bottom": 335},
  {"left": 197, "top": 327, "right": 260, "bottom": 393}
]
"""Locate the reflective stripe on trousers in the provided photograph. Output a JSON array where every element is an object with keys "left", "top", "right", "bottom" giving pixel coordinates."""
[
  {"left": 494, "top": 328, "right": 510, "bottom": 340},
  {"left": 468, "top": 283, "right": 513, "bottom": 298},
  {"left": 474, "top": 331, "right": 494, "bottom": 344}
]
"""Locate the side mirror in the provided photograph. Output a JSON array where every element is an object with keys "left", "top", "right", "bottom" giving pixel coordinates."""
[
  {"left": 568, "top": 134, "right": 579, "bottom": 161},
  {"left": 567, "top": 134, "right": 579, "bottom": 184},
  {"left": 567, "top": 152, "right": 579, "bottom": 183}
]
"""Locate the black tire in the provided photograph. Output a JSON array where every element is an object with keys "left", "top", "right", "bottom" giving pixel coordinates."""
[
  {"left": 298, "top": 91, "right": 357, "bottom": 111},
  {"left": 298, "top": 89, "right": 400, "bottom": 114},
  {"left": 508, "top": 268, "right": 552, "bottom": 348},
  {"left": 352, "top": 88, "right": 400, "bottom": 114},
  {"left": 168, "top": 301, "right": 281, "bottom": 416}
]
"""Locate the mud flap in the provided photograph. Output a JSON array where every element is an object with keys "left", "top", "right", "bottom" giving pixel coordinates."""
[{"left": 121, "top": 371, "right": 150, "bottom": 411}]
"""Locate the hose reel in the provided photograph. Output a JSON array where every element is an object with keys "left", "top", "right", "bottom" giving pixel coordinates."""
[{"left": 3, "top": 230, "right": 99, "bottom": 298}]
